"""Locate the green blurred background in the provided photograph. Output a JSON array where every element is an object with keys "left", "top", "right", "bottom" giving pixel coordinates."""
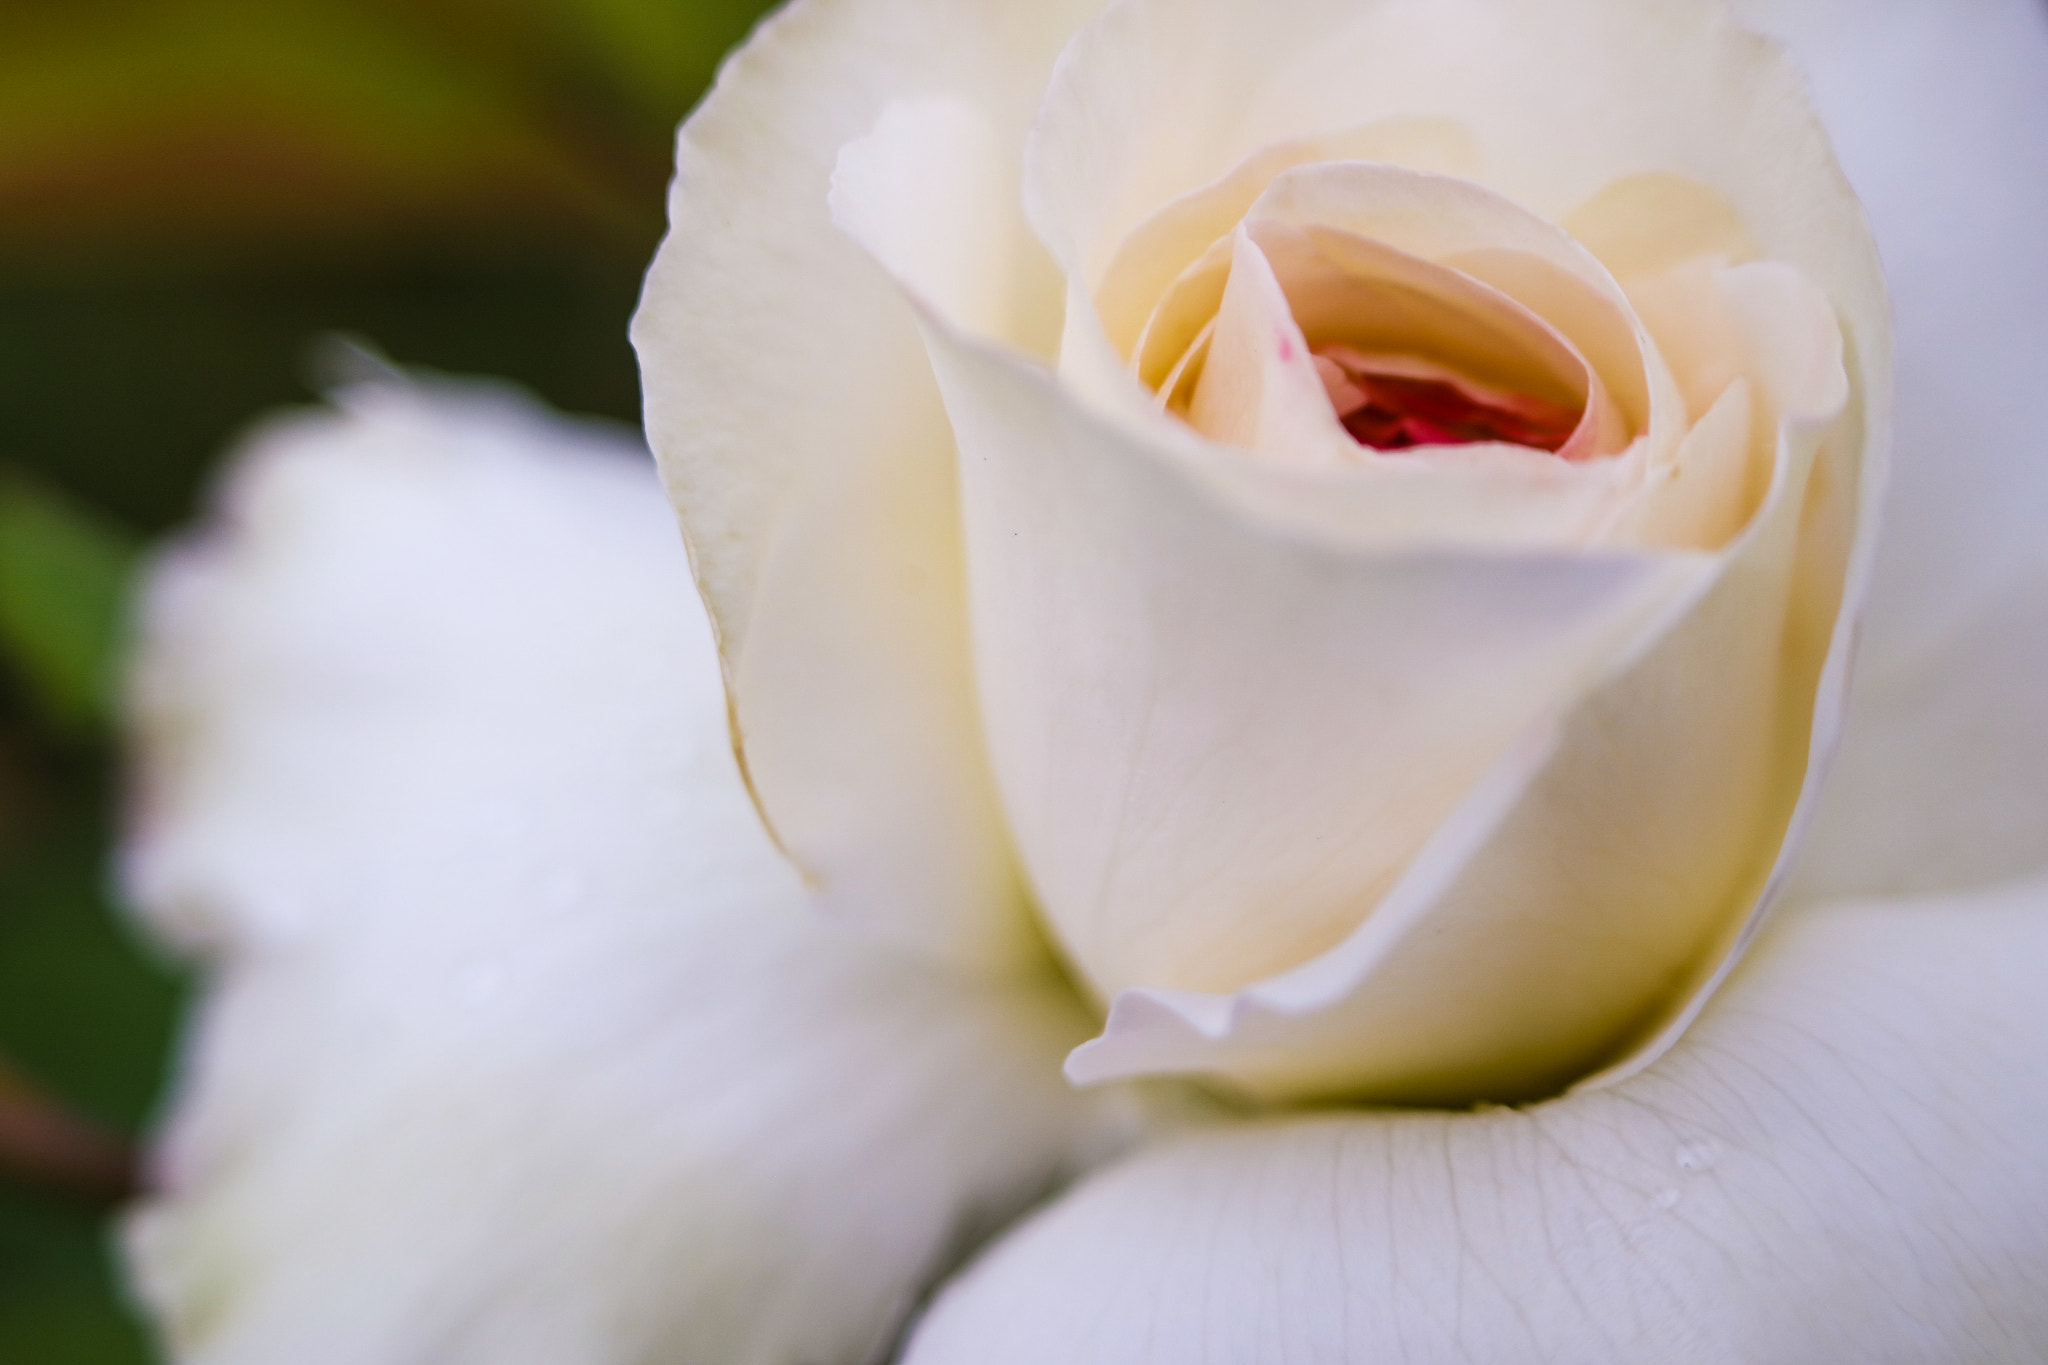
[{"left": 0, "top": 1, "right": 777, "bottom": 1356}]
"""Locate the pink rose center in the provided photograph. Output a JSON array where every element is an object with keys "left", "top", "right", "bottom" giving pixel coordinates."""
[{"left": 1311, "top": 343, "right": 1584, "bottom": 454}]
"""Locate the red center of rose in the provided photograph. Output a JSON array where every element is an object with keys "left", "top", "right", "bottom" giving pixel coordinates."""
[{"left": 1311, "top": 343, "right": 1582, "bottom": 454}]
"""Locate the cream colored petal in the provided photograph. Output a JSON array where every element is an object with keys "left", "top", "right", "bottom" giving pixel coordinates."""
[
  {"left": 1614, "top": 256, "right": 1756, "bottom": 423},
  {"left": 1564, "top": 171, "right": 1758, "bottom": 280},
  {"left": 1094, "top": 117, "right": 1480, "bottom": 361},
  {"left": 1623, "top": 377, "right": 1759, "bottom": 552},
  {"left": 907, "top": 870, "right": 2048, "bottom": 1364},
  {"left": 632, "top": 0, "right": 1106, "bottom": 968},
  {"left": 830, "top": 97, "right": 1020, "bottom": 345},
  {"left": 1030, "top": 0, "right": 1881, "bottom": 321},
  {"left": 1180, "top": 218, "right": 1620, "bottom": 477},
  {"left": 1560, "top": 173, "right": 1761, "bottom": 432},
  {"left": 1244, "top": 160, "right": 1664, "bottom": 435},
  {"left": 1729, "top": 0, "right": 2048, "bottom": 901},
  {"left": 1182, "top": 228, "right": 1352, "bottom": 467},
  {"left": 123, "top": 382, "right": 1135, "bottom": 1365},
  {"left": 919, "top": 316, "right": 1739, "bottom": 1100},
  {"left": 1260, "top": 230, "right": 1597, "bottom": 424},
  {"left": 1618, "top": 258, "right": 1851, "bottom": 550}
]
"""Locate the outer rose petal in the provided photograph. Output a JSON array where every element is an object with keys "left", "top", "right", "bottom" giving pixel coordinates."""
[
  {"left": 631, "top": 0, "right": 1106, "bottom": 969},
  {"left": 1734, "top": 0, "right": 2048, "bottom": 902},
  {"left": 123, "top": 382, "right": 1136, "bottom": 1365},
  {"left": 904, "top": 873, "right": 2048, "bottom": 1365}
]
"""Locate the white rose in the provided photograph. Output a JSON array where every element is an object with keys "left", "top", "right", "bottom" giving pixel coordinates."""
[
  {"left": 122, "top": 1, "right": 2048, "bottom": 1362},
  {"left": 634, "top": 0, "right": 1883, "bottom": 1107}
]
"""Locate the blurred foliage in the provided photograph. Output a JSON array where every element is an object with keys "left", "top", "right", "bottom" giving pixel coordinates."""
[
  {"left": 0, "top": 0, "right": 775, "bottom": 261},
  {"left": 0, "top": 0, "right": 779, "bottom": 1357},
  {"left": 0, "top": 766, "right": 181, "bottom": 1364},
  {"left": 0, "top": 479, "right": 142, "bottom": 732}
]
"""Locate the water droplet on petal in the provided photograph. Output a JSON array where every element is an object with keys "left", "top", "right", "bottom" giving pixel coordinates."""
[{"left": 1675, "top": 1139, "right": 1723, "bottom": 1173}]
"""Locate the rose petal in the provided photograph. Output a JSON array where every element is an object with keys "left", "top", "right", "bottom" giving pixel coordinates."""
[
  {"left": 905, "top": 872, "right": 2048, "bottom": 1364},
  {"left": 1243, "top": 160, "right": 1662, "bottom": 438},
  {"left": 1181, "top": 222, "right": 1609, "bottom": 465},
  {"left": 1729, "top": 0, "right": 2048, "bottom": 901},
  {"left": 1102, "top": 117, "right": 1481, "bottom": 368},
  {"left": 632, "top": 0, "right": 1109, "bottom": 969},
  {"left": 1030, "top": 0, "right": 1884, "bottom": 318},
  {"left": 1180, "top": 228, "right": 1351, "bottom": 467},
  {"left": 122, "top": 383, "right": 1139, "bottom": 1365}
]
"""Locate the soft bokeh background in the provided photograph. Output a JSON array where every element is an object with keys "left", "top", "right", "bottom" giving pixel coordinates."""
[{"left": 0, "top": 1, "right": 777, "bottom": 1355}]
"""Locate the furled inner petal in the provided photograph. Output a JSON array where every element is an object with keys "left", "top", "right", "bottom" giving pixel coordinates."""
[
  {"left": 1110, "top": 162, "right": 1837, "bottom": 564},
  {"left": 1168, "top": 217, "right": 1635, "bottom": 470},
  {"left": 1087, "top": 118, "right": 1480, "bottom": 361},
  {"left": 1179, "top": 228, "right": 1360, "bottom": 472}
]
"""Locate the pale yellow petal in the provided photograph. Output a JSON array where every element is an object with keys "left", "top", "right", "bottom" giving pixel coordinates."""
[{"left": 632, "top": 0, "right": 1107, "bottom": 968}]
